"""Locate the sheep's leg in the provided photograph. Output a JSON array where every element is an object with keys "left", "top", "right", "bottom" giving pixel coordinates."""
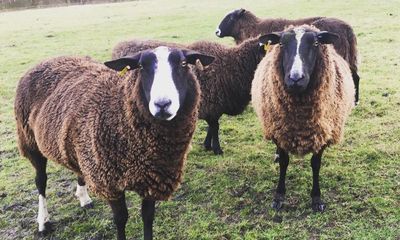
[
  {"left": 30, "top": 151, "right": 52, "bottom": 235},
  {"left": 109, "top": 193, "right": 128, "bottom": 240},
  {"left": 203, "top": 120, "right": 213, "bottom": 151},
  {"left": 210, "top": 120, "right": 223, "bottom": 155},
  {"left": 310, "top": 148, "right": 326, "bottom": 212},
  {"left": 75, "top": 176, "right": 93, "bottom": 208},
  {"left": 141, "top": 199, "right": 155, "bottom": 240},
  {"left": 272, "top": 147, "right": 289, "bottom": 210},
  {"left": 352, "top": 70, "right": 360, "bottom": 105},
  {"left": 274, "top": 147, "right": 280, "bottom": 163}
]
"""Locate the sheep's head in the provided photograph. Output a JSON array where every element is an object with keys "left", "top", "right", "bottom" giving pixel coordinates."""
[
  {"left": 259, "top": 26, "right": 338, "bottom": 94},
  {"left": 105, "top": 46, "right": 214, "bottom": 121},
  {"left": 215, "top": 8, "right": 246, "bottom": 38}
]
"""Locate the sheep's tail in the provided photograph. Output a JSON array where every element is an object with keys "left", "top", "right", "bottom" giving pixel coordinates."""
[{"left": 347, "top": 28, "right": 358, "bottom": 74}]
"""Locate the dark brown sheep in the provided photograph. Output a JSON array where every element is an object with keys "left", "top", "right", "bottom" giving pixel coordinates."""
[
  {"left": 216, "top": 8, "right": 323, "bottom": 44},
  {"left": 14, "top": 47, "right": 214, "bottom": 240},
  {"left": 216, "top": 8, "right": 360, "bottom": 104},
  {"left": 112, "top": 37, "right": 266, "bottom": 155},
  {"left": 252, "top": 25, "right": 355, "bottom": 212}
]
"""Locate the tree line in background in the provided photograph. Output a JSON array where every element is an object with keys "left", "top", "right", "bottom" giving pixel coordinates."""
[{"left": 0, "top": 0, "right": 132, "bottom": 10}]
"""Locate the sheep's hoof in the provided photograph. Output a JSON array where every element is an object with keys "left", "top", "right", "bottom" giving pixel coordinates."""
[
  {"left": 82, "top": 202, "right": 94, "bottom": 209},
  {"left": 203, "top": 141, "right": 212, "bottom": 151},
  {"left": 271, "top": 193, "right": 285, "bottom": 210},
  {"left": 38, "top": 222, "right": 54, "bottom": 237},
  {"left": 311, "top": 197, "right": 326, "bottom": 212},
  {"left": 213, "top": 148, "right": 223, "bottom": 155},
  {"left": 204, "top": 144, "right": 212, "bottom": 151}
]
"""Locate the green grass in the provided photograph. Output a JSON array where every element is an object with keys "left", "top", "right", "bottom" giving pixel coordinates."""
[{"left": 0, "top": 0, "right": 399, "bottom": 239}]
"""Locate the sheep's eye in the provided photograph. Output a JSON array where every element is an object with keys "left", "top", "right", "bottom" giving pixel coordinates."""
[
  {"left": 313, "top": 41, "right": 319, "bottom": 47},
  {"left": 181, "top": 61, "right": 187, "bottom": 67},
  {"left": 138, "top": 64, "right": 143, "bottom": 69},
  {"left": 279, "top": 42, "right": 284, "bottom": 47}
]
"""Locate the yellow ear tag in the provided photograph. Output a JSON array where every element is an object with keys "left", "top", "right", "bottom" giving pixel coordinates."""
[
  {"left": 118, "top": 65, "right": 130, "bottom": 76},
  {"left": 264, "top": 40, "right": 272, "bottom": 53}
]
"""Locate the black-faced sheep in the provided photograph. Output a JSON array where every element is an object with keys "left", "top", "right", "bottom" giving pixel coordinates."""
[
  {"left": 216, "top": 8, "right": 360, "bottom": 105},
  {"left": 112, "top": 38, "right": 266, "bottom": 155},
  {"left": 251, "top": 25, "right": 355, "bottom": 212},
  {"left": 216, "top": 8, "right": 323, "bottom": 44},
  {"left": 14, "top": 47, "right": 214, "bottom": 240}
]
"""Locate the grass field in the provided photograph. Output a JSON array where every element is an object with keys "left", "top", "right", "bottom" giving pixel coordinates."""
[{"left": 0, "top": 0, "right": 399, "bottom": 239}]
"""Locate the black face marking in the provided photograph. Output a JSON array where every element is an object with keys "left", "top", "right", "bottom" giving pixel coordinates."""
[
  {"left": 216, "top": 9, "right": 245, "bottom": 38},
  {"left": 168, "top": 49, "right": 189, "bottom": 108},
  {"left": 138, "top": 51, "right": 157, "bottom": 104}
]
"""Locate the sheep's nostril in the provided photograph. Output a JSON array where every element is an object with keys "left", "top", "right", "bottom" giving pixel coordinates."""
[
  {"left": 289, "top": 73, "right": 305, "bottom": 82},
  {"left": 155, "top": 99, "right": 172, "bottom": 111}
]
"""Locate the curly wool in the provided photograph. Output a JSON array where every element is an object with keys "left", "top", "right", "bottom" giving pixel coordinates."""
[
  {"left": 15, "top": 56, "right": 200, "bottom": 200},
  {"left": 251, "top": 28, "right": 355, "bottom": 155}
]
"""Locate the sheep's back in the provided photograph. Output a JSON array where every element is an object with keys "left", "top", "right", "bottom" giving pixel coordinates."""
[
  {"left": 312, "top": 18, "right": 357, "bottom": 72},
  {"left": 189, "top": 41, "right": 253, "bottom": 118},
  {"left": 112, "top": 40, "right": 184, "bottom": 59},
  {"left": 15, "top": 56, "right": 118, "bottom": 171},
  {"left": 258, "top": 17, "right": 324, "bottom": 35}
]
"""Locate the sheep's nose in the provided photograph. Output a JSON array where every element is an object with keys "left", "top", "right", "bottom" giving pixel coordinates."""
[
  {"left": 155, "top": 99, "right": 172, "bottom": 111},
  {"left": 215, "top": 28, "right": 221, "bottom": 37},
  {"left": 289, "top": 73, "right": 305, "bottom": 82}
]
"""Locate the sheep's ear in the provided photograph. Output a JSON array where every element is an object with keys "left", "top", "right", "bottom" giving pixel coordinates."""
[
  {"left": 237, "top": 8, "right": 246, "bottom": 17},
  {"left": 258, "top": 32, "right": 282, "bottom": 53},
  {"left": 316, "top": 31, "right": 339, "bottom": 44},
  {"left": 183, "top": 50, "right": 215, "bottom": 66},
  {"left": 259, "top": 32, "right": 282, "bottom": 46},
  {"left": 104, "top": 53, "right": 141, "bottom": 71}
]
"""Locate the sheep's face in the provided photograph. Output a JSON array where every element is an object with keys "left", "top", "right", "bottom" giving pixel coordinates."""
[
  {"left": 216, "top": 8, "right": 246, "bottom": 38},
  {"left": 105, "top": 47, "right": 214, "bottom": 121},
  {"left": 259, "top": 26, "right": 338, "bottom": 94}
]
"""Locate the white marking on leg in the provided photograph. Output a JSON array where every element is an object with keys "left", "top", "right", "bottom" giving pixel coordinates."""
[
  {"left": 75, "top": 184, "right": 93, "bottom": 207},
  {"left": 37, "top": 194, "right": 49, "bottom": 232},
  {"left": 290, "top": 27, "right": 306, "bottom": 78},
  {"left": 149, "top": 46, "right": 180, "bottom": 120}
]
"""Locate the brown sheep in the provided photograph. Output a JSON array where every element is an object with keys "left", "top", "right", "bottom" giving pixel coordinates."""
[
  {"left": 251, "top": 25, "right": 355, "bottom": 212},
  {"left": 215, "top": 8, "right": 323, "bottom": 44},
  {"left": 216, "top": 8, "right": 360, "bottom": 104},
  {"left": 112, "top": 37, "right": 266, "bottom": 155},
  {"left": 14, "top": 47, "right": 214, "bottom": 240}
]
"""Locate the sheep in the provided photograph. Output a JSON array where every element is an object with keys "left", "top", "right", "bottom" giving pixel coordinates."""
[
  {"left": 215, "top": 8, "right": 323, "bottom": 44},
  {"left": 14, "top": 47, "right": 214, "bottom": 240},
  {"left": 112, "top": 37, "right": 266, "bottom": 155},
  {"left": 216, "top": 8, "right": 360, "bottom": 105},
  {"left": 251, "top": 25, "right": 355, "bottom": 212}
]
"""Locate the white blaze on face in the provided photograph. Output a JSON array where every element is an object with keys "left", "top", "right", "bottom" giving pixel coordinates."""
[
  {"left": 75, "top": 184, "right": 93, "bottom": 207},
  {"left": 149, "top": 46, "right": 180, "bottom": 120},
  {"left": 290, "top": 27, "right": 306, "bottom": 78},
  {"left": 37, "top": 194, "right": 49, "bottom": 232}
]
